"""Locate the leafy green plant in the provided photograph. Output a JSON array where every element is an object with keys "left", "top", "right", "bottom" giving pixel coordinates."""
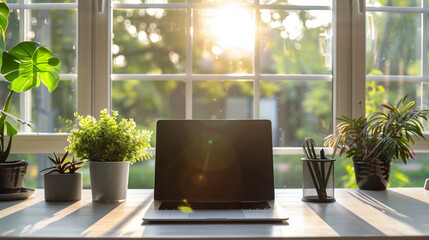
[
  {"left": 66, "top": 109, "right": 152, "bottom": 164},
  {"left": 0, "top": 1, "right": 61, "bottom": 162},
  {"left": 40, "top": 151, "right": 87, "bottom": 174},
  {"left": 325, "top": 96, "right": 429, "bottom": 164}
]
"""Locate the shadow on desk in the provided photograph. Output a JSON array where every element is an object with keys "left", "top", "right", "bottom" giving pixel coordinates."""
[
  {"left": 305, "top": 200, "right": 384, "bottom": 236},
  {"left": 0, "top": 201, "right": 122, "bottom": 237},
  {"left": 349, "top": 189, "right": 429, "bottom": 234}
]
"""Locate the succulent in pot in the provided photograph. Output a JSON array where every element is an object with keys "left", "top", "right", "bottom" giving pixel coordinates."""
[
  {"left": 0, "top": 1, "right": 61, "bottom": 194},
  {"left": 325, "top": 96, "right": 429, "bottom": 190},
  {"left": 40, "top": 151, "right": 86, "bottom": 202},
  {"left": 66, "top": 109, "right": 152, "bottom": 202}
]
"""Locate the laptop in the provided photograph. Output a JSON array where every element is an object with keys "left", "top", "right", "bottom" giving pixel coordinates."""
[{"left": 142, "top": 120, "right": 288, "bottom": 222}]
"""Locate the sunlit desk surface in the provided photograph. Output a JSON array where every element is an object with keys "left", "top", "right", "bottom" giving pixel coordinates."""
[{"left": 1, "top": 188, "right": 429, "bottom": 239}]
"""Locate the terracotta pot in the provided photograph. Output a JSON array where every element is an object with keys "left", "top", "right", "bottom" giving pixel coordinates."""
[
  {"left": 89, "top": 161, "right": 130, "bottom": 202},
  {"left": 44, "top": 172, "right": 82, "bottom": 202},
  {"left": 353, "top": 157, "right": 390, "bottom": 190},
  {"left": 0, "top": 160, "right": 28, "bottom": 193}
]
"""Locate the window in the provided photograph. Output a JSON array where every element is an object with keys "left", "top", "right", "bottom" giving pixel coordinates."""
[
  {"left": 4, "top": 0, "right": 77, "bottom": 134},
  {"left": 5, "top": 0, "right": 429, "bottom": 189},
  {"left": 111, "top": 0, "right": 334, "bottom": 148}
]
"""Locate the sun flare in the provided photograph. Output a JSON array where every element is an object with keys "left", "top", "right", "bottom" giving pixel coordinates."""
[{"left": 207, "top": 4, "right": 255, "bottom": 54}]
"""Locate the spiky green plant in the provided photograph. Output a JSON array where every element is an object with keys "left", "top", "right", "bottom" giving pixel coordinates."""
[{"left": 325, "top": 96, "right": 429, "bottom": 164}]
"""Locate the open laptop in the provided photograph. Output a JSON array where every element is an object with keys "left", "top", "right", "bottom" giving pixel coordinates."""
[{"left": 143, "top": 120, "right": 288, "bottom": 222}]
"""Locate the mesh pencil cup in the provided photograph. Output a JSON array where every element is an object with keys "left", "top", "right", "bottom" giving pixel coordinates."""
[{"left": 301, "top": 158, "right": 335, "bottom": 203}]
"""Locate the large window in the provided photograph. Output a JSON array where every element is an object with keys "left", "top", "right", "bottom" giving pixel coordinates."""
[
  {"left": 4, "top": 0, "right": 429, "bottom": 189},
  {"left": 111, "top": 0, "right": 333, "bottom": 148}
]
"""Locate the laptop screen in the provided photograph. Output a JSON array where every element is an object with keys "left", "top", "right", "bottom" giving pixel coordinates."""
[{"left": 154, "top": 120, "right": 274, "bottom": 202}]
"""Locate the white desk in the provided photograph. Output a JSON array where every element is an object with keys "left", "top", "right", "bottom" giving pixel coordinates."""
[{"left": 1, "top": 188, "right": 429, "bottom": 239}]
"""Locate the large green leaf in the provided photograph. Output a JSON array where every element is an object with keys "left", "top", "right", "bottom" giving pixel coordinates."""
[
  {"left": 0, "top": 1, "right": 10, "bottom": 67},
  {"left": 4, "top": 121, "right": 17, "bottom": 137},
  {"left": 1, "top": 41, "right": 61, "bottom": 93}
]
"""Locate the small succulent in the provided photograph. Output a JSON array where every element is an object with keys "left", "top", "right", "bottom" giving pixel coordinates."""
[{"left": 40, "top": 151, "right": 86, "bottom": 174}]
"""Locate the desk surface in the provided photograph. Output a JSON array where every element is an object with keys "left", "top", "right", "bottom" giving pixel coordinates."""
[{"left": 0, "top": 188, "right": 429, "bottom": 239}]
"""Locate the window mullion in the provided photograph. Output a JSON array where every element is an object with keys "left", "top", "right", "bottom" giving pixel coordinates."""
[
  {"left": 92, "top": 0, "right": 111, "bottom": 115},
  {"left": 351, "top": 0, "right": 366, "bottom": 118},
  {"left": 186, "top": 0, "right": 193, "bottom": 119},
  {"left": 333, "top": 0, "right": 353, "bottom": 126},
  {"left": 254, "top": 0, "right": 260, "bottom": 119}
]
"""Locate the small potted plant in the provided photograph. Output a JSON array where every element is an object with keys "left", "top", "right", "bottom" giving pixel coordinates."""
[
  {"left": 0, "top": 1, "right": 61, "bottom": 194},
  {"left": 40, "top": 151, "right": 86, "bottom": 202},
  {"left": 66, "top": 109, "right": 152, "bottom": 202},
  {"left": 325, "top": 96, "right": 429, "bottom": 190}
]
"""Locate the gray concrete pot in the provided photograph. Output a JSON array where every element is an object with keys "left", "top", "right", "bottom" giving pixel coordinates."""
[
  {"left": 44, "top": 172, "right": 82, "bottom": 202},
  {"left": 89, "top": 161, "right": 130, "bottom": 202}
]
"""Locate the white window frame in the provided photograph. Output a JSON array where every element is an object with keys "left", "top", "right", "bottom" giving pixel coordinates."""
[{"left": 7, "top": 0, "right": 429, "bottom": 154}]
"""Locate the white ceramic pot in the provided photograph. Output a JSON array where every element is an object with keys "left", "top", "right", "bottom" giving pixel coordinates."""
[
  {"left": 89, "top": 161, "right": 130, "bottom": 202},
  {"left": 44, "top": 172, "right": 82, "bottom": 202}
]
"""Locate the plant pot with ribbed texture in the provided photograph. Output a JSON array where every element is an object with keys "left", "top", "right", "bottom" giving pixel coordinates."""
[
  {"left": 353, "top": 158, "right": 390, "bottom": 190},
  {"left": 0, "top": 160, "right": 28, "bottom": 193}
]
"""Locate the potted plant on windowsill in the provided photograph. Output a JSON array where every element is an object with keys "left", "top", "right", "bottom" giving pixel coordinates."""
[
  {"left": 325, "top": 96, "right": 429, "bottom": 190},
  {"left": 40, "top": 151, "right": 87, "bottom": 202},
  {"left": 66, "top": 109, "right": 152, "bottom": 202},
  {"left": 0, "top": 1, "right": 61, "bottom": 194}
]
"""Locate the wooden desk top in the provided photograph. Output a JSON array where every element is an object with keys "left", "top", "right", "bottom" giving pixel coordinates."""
[{"left": 1, "top": 188, "right": 429, "bottom": 239}]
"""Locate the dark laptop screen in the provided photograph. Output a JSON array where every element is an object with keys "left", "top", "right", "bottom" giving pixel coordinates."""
[{"left": 154, "top": 120, "right": 274, "bottom": 202}]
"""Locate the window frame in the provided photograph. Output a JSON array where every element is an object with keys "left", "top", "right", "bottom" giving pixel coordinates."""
[{"left": 7, "top": 0, "right": 429, "bottom": 154}]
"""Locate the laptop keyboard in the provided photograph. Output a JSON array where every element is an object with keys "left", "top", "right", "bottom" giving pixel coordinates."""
[{"left": 159, "top": 202, "right": 271, "bottom": 210}]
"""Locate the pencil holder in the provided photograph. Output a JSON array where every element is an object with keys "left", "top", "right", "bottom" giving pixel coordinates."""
[{"left": 302, "top": 158, "right": 335, "bottom": 203}]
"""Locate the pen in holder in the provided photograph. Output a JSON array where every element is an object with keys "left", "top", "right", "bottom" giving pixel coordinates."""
[
  {"left": 301, "top": 158, "right": 335, "bottom": 202},
  {"left": 301, "top": 138, "right": 335, "bottom": 203}
]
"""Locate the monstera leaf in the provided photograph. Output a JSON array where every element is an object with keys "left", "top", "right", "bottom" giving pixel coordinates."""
[
  {"left": 0, "top": 1, "right": 10, "bottom": 66},
  {"left": 1, "top": 41, "right": 61, "bottom": 93}
]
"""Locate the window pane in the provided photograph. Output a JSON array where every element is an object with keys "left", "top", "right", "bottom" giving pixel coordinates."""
[
  {"left": 193, "top": 80, "right": 253, "bottom": 119},
  {"left": 366, "top": 12, "right": 421, "bottom": 76},
  {"left": 260, "top": 10, "right": 332, "bottom": 74},
  {"left": 366, "top": 80, "right": 423, "bottom": 111},
  {"left": 129, "top": 158, "right": 155, "bottom": 189},
  {"left": 31, "top": 80, "right": 76, "bottom": 133},
  {"left": 5, "top": 9, "right": 19, "bottom": 49},
  {"left": 193, "top": 8, "right": 254, "bottom": 74},
  {"left": 261, "top": 0, "right": 331, "bottom": 6},
  {"left": 0, "top": 81, "right": 20, "bottom": 117},
  {"left": 112, "top": 80, "right": 186, "bottom": 141},
  {"left": 29, "top": 9, "right": 77, "bottom": 74},
  {"left": 193, "top": 0, "right": 254, "bottom": 4},
  {"left": 366, "top": 0, "right": 421, "bottom": 7},
  {"left": 113, "top": 0, "right": 185, "bottom": 3},
  {"left": 112, "top": 9, "right": 186, "bottom": 74},
  {"left": 260, "top": 80, "right": 332, "bottom": 147},
  {"left": 26, "top": 0, "right": 76, "bottom": 3}
]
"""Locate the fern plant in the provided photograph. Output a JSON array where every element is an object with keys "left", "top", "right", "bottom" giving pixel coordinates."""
[
  {"left": 66, "top": 109, "right": 152, "bottom": 164},
  {"left": 325, "top": 96, "right": 429, "bottom": 164},
  {"left": 40, "top": 151, "right": 87, "bottom": 174}
]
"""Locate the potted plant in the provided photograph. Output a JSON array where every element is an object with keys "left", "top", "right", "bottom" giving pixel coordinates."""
[
  {"left": 66, "top": 109, "right": 152, "bottom": 202},
  {"left": 325, "top": 96, "right": 429, "bottom": 190},
  {"left": 40, "top": 151, "right": 87, "bottom": 202},
  {"left": 0, "top": 1, "right": 61, "bottom": 194}
]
